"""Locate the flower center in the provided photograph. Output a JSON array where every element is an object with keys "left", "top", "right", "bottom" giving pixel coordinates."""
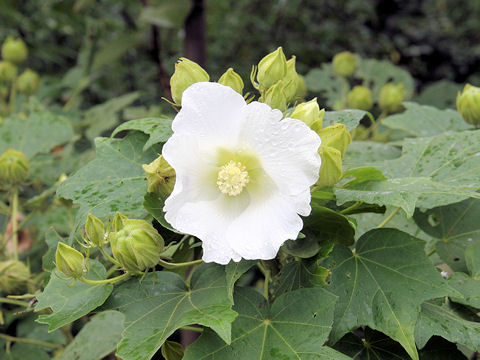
[{"left": 217, "top": 160, "right": 250, "bottom": 196}]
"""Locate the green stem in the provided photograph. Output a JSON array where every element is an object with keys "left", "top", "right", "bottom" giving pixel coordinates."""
[
  {"left": 99, "top": 246, "right": 121, "bottom": 267},
  {"left": 369, "top": 110, "right": 388, "bottom": 136},
  {"left": 377, "top": 207, "right": 400, "bottom": 228},
  {"left": 11, "top": 186, "right": 18, "bottom": 261},
  {"left": 157, "top": 258, "right": 203, "bottom": 268},
  {"left": 79, "top": 272, "right": 130, "bottom": 285},
  {"left": 340, "top": 201, "right": 363, "bottom": 215},
  {"left": 181, "top": 325, "right": 203, "bottom": 333},
  {"left": 263, "top": 265, "right": 270, "bottom": 300},
  {"left": 0, "top": 333, "right": 62, "bottom": 349},
  {"left": 0, "top": 297, "right": 29, "bottom": 307},
  {"left": 426, "top": 248, "right": 436, "bottom": 257}
]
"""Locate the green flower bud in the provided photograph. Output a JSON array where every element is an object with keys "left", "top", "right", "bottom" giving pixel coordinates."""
[
  {"left": 1, "top": 37, "right": 28, "bottom": 64},
  {"left": 316, "top": 124, "right": 351, "bottom": 157},
  {"left": 347, "top": 85, "right": 373, "bottom": 110},
  {"left": 290, "top": 98, "right": 325, "bottom": 132},
  {"left": 218, "top": 68, "right": 244, "bottom": 94},
  {"left": 259, "top": 80, "right": 287, "bottom": 112},
  {"left": 317, "top": 146, "right": 342, "bottom": 188},
  {"left": 112, "top": 212, "right": 129, "bottom": 232},
  {"left": 0, "top": 148, "right": 29, "bottom": 185},
  {"left": 378, "top": 83, "right": 406, "bottom": 113},
  {"left": 283, "top": 56, "right": 302, "bottom": 101},
  {"left": 0, "top": 61, "right": 17, "bottom": 82},
  {"left": 85, "top": 213, "right": 105, "bottom": 247},
  {"left": 55, "top": 243, "right": 86, "bottom": 279},
  {"left": 170, "top": 58, "right": 209, "bottom": 106},
  {"left": 257, "top": 47, "right": 287, "bottom": 91},
  {"left": 295, "top": 74, "right": 307, "bottom": 100},
  {"left": 142, "top": 155, "right": 176, "bottom": 195},
  {"left": 332, "top": 51, "right": 356, "bottom": 77},
  {"left": 456, "top": 84, "right": 480, "bottom": 128},
  {"left": 17, "top": 69, "right": 40, "bottom": 95},
  {"left": 109, "top": 218, "right": 164, "bottom": 273},
  {"left": 0, "top": 260, "right": 30, "bottom": 294}
]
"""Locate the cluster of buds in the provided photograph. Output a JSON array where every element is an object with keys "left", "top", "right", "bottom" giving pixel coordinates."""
[
  {"left": 457, "top": 84, "right": 480, "bottom": 128},
  {"left": 289, "top": 97, "right": 351, "bottom": 188},
  {"left": 55, "top": 213, "right": 165, "bottom": 280},
  {"left": 0, "top": 36, "right": 40, "bottom": 115},
  {"left": 252, "top": 47, "right": 306, "bottom": 111}
]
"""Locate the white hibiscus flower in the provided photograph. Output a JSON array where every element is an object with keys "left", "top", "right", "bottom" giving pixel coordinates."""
[{"left": 162, "top": 82, "right": 321, "bottom": 264}]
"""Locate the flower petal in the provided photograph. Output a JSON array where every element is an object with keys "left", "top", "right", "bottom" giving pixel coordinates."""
[
  {"left": 239, "top": 101, "right": 322, "bottom": 197},
  {"left": 226, "top": 191, "right": 303, "bottom": 260},
  {"left": 172, "top": 82, "right": 247, "bottom": 147}
]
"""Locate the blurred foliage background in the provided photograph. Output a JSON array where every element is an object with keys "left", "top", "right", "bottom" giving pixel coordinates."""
[{"left": 0, "top": 0, "right": 479, "bottom": 109}]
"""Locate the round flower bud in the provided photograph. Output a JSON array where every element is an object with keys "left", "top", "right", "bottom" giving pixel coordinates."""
[
  {"left": 332, "top": 51, "right": 356, "bottom": 78},
  {"left": 378, "top": 83, "right": 406, "bottom": 113},
  {"left": 109, "top": 218, "right": 164, "bottom": 273},
  {"left": 142, "top": 155, "right": 176, "bottom": 195},
  {"left": 347, "top": 85, "right": 373, "bottom": 110},
  {"left": 0, "top": 61, "right": 17, "bottom": 82},
  {"left": 218, "top": 68, "right": 244, "bottom": 94},
  {"left": 283, "top": 56, "right": 302, "bottom": 101},
  {"left": 290, "top": 98, "right": 325, "bottom": 132},
  {"left": 1, "top": 37, "right": 28, "bottom": 64},
  {"left": 17, "top": 69, "right": 40, "bottom": 95},
  {"left": 317, "top": 146, "right": 343, "bottom": 188},
  {"left": 259, "top": 80, "right": 287, "bottom": 112},
  {"left": 170, "top": 58, "right": 209, "bottom": 106},
  {"left": 456, "top": 84, "right": 480, "bottom": 128},
  {"left": 85, "top": 213, "right": 105, "bottom": 247},
  {"left": 0, "top": 260, "right": 30, "bottom": 294},
  {"left": 55, "top": 243, "right": 86, "bottom": 279},
  {"left": 0, "top": 148, "right": 29, "bottom": 185},
  {"left": 112, "top": 212, "right": 128, "bottom": 232},
  {"left": 257, "top": 47, "right": 287, "bottom": 91},
  {"left": 316, "top": 124, "right": 352, "bottom": 157}
]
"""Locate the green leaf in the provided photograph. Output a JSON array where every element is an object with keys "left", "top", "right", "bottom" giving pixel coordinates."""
[
  {"left": 225, "top": 260, "right": 256, "bottom": 302},
  {"left": 415, "top": 300, "right": 480, "bottom": 351},
  {"left": 343, "top": 141, "right": 401, "bottom": 169},
  {"left": 57, "top": 132, "right": 160, "bottom": 238},
  {"left": 143, "top": 192, "right": 176, "bottom": 232},
  {"left": 102, "top": 264, "right": 237, "bottom": 360},
  {"left": 414, "top": 198, "right": 480, "bottom": 272},
  {"left": 382, "top": 102, "right": 471, "bottom": 137},
  {"left": 36, "top": 260, "right": 113, "bottom": 331},
  {"left": 448, "top": 272, "right": 480, "bottom": 309},
  {"left": 183, "top": 287, "right": 349, "bottom": 360},
  {"left": 323, "top": 109, "right": 369, "bottom": 131},
  {"left": 139, "top": 0, "right": 192, "bottom": 28},
  {"left": 465, "top": 241, "right": 480, "bottom": 279},
  {"left": 322, "top": 228, "right": 458, "bottom": 360},
  {"left": 58, "top": 311, "right": 125, "bottom": 360},
  {"left": 337, "top": 130, "right": 480, "bottom": 217},
  {"left": 334, "top": 329, "right": 466, "bottom": 360},
  {"left": 272, "top": 258, "right": 327, "bottom": 298},
  {"left": 0, "top": 102, "right": 74, "bottom": 158},
  {"left": 355, "top": 58, "right": 414, "bottom": 100},
  {"left": 340, "top": 166, "right": 387, "bottom": 187},
  {"left": 83, "top": 92, "right": 140, "bottom": 139},
  {"left": 161, "top": 341, "right": 184, "bottom": 360},
  {"left": 305, "top": 64, "right": 342, "bottom": 108},
  {"left": 92, "top": 32, "right": 144, "bottom": 71},
  {"left": 415, "top": 80, "right": 463, "bottom": 109},
  {"left": 333, "top": 328, "right": 410, "bottom": 359},
  {"left": 281, "top": 235, "right": 322, "bottom": 258},
  {"left": 302, "top": 204, "right": 356, "bottom": 246},
  {"left": 112, "top": 117, "right": 173, "bottom": 150},
  {"left": 42, "top": 228, "right": 64, "bottom": 272},
  {"left": 7, "top": 344, "right": 50, "bottom": 360}
]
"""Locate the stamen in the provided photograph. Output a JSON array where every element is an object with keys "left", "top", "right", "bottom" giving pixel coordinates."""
[{"left": 217, "top": 160, "right": 250, "bottom": 196}]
